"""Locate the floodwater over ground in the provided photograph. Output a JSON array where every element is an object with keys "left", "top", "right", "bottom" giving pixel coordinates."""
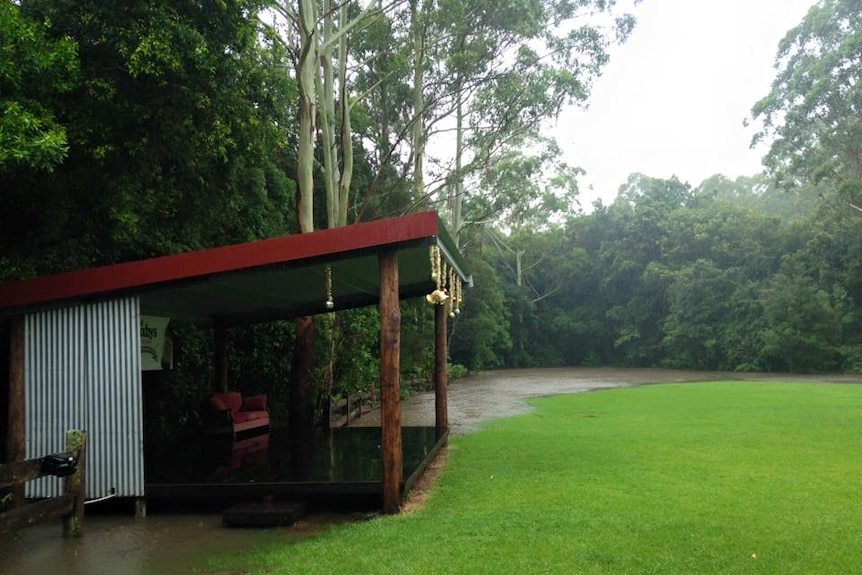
[
  {"left": 355, "top": 367, "right": 862, "bottom": 434},
  {"left": 2, "top": 367, "right": 860, "bottom": 574}
]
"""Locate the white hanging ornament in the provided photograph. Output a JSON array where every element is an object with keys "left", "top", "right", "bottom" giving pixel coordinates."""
[
  {"left": 427, "top": 245, "right": 446, "bottom": 304},
  {"left": 429, "top": 245, "right": 441, "bottom": 284},
  {"left": 325, "top": 264, "right": 334, "bottom": 309}
]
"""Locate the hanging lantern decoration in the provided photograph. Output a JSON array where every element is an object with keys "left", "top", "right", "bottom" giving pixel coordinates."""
[
  {"left": 447, "top": 267, "right": 464, "bottom": 318},
  {"left": 426, "top": 245, "right": 448, "bottom": 305},
  {"left": 429, "top": 245, "right": 440, "bottom": 285},
  {"left": 446, "top": 268, "right": 456, "bottom": 317},
  {"left": 427, "top": 244, "right": 465, "bottom": 311},
  {"left": 448, "top": 268, "right": 463, "bottom": 316},
  {"left": 426, "top": 289, "right": 448, "bottom": 304},
  {"left": 325, "top": 264, "right": 334, "bottom": 309}
]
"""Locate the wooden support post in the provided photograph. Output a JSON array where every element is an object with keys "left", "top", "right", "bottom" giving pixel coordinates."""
[
  {"left": 7, "top": 315, "right": 25, "bottom": 509},
  {"left": 434, "top": 303, "right": 449, "bottom": 442},
  {"left": 63, "top": 429, "right": 86, "bottom": 537},
  {"left": 379, "top": 251, "right": 402, "bottom": 514},
  {"left": 214, "top": 322, "right": 229, "bottom": 392},
  {"left": 135, "top": 498, "right": 147, "bottom": 518}
]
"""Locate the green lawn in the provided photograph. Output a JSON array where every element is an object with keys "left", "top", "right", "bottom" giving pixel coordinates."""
[{"left": 208, "top": 382, "right": 862, "bottom": 574}]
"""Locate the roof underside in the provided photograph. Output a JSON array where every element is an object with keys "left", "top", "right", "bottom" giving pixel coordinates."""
[{"left": 0, "top": 212, "right": 471, "bottom": 325}]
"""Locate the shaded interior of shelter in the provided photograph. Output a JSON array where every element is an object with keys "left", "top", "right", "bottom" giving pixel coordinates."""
[
  {"left": 143, "top": 426, "right": 445, "bottom": 510},
  {"left": 0, "top": 213, "right": 468, "bottom": 516}
]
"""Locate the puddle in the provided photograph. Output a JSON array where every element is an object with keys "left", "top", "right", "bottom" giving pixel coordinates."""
[{"left": 0, "top": 512, "right": 285, "bottom": 575}]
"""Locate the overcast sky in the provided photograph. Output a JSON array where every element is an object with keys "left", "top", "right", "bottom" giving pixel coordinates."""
[{"left": 555, "top": 0, "right": 817, "bottom": 210}]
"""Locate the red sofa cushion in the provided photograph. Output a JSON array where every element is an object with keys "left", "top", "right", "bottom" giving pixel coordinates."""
[
  {"left": 210, "top": 392, "right": 242, "bottom": 414},
  {"left": 242, "top": 394, "right": 267, "bottom": 412},
  {"left": 233, "top": 410, "right": 269, "bottom": 424}
]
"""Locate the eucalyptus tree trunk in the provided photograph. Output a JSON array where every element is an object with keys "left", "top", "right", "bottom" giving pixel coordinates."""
[
  {"left": 291, "top": 0, "right": 385, "bottom": 432},
  {"left": 410, "top": 0, "right": 425, "bottom": 207},
  {"left": 320, "top": 0, "right": 375, "bottom": 227},
  {"left": 337, "top": 5, "right": 352, "bottom": 228},
  {"left": 443, "top": 26, "right": 470, "bottom": 248},
  {"left": 291, "top": 0, "right": 319, "bottom": 438},
  {"left": 319, "top": 0, "right": 340, "bottom": 228},
  {"left": 451, "top": 59, "right": 465, "bottom": 248},
  {"left": 296, "top": 0, "right": 318, "bottom": 234}
]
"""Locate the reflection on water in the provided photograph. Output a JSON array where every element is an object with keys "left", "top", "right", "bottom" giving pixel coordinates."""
[
  {"left": 0, "top": 512, "right": 283, "bottom": 575},
  {"left": 146, "top": 426, "right": 439, "bottom": 485},
  {"left": 1, "top": 427, "right": 440, "bottom": 575}
]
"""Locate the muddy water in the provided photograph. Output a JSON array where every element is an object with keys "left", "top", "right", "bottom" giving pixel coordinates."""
[
  {"left": 3, "top": 367, "right": 860, "bottom": 574},
  {"left": 0, "top": 510, "right": 344, "bottom": 575},
  {"left": 0, "top": 513, "right": 267, "bottom": 575},
  {"left": 353, "top": 367, "right": 862, "bottom": 434}
]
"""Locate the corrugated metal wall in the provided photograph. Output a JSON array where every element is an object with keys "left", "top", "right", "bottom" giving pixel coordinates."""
[{"left": 25, "top": 297, "right": 144, "bottom": 498}]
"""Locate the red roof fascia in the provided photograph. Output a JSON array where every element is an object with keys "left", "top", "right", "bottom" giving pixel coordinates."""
[{"left": 0, "top": 212, "right": 440, "bottom": 313}]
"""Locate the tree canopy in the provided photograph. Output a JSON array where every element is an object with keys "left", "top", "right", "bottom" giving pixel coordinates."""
[
  {"left": 4, "top": 0, "right": 862, "bottom": 440},
  {"left": 0, "top": 2, "right": 79, "bottom": 173},
  {"left": 1, "top": 0, "right": 297, "bottom": 279},
  {"left": 751, "top": 0, "right": 862, "bottom": 201}
]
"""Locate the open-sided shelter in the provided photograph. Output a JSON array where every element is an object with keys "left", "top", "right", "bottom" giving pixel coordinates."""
[{"left": 0, "top": 211, "right": 471, "bottom": 513}]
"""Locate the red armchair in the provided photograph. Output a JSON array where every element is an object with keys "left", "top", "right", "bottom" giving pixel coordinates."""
[{"left": 203, "top": 391, "right": 270, "bottom": 434}]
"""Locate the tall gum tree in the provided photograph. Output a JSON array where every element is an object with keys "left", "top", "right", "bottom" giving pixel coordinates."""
[
  {"left": 271, "top": 0, "right": 393, "bottom": 431},
  {"left": 430, "top": 0, "right": 638, "bottom": 245},
  {"left": 268, "top": 0, "right": 638, "bottom": 423},
  {"left": 750, "top": 0, "right": 862, "bottom": 202}
]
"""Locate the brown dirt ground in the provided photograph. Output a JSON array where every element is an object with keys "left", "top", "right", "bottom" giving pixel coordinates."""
[{"left": 400, "top": 446, "right": 451, "bottom": 514}]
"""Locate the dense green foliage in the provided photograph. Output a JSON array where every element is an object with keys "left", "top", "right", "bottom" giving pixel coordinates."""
[
  {"left": 0, "top": 2, "right": 79, "bottom": 173},
  {"left": 451, "top": 174, "right": 862, "bottom": 373},
  {"left": 3, "top": 0, "right": 861, "bottom": 443},
  {"left": 0, "top": 0, "right": 637, "bottom": 434},
  {"left": 751, "top": 0, "right": 862, "bottom": 193},
  {"left": 449, "top": 0, "right": 862, "bottom": 374},
  {"left": 1, "top": 0, "right": 301, "bottom": 278},
  {"left": 207, "top": 382, "right": 862, "bottom": 574}
]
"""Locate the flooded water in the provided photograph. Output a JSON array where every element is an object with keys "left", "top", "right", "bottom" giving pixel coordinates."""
[
  {"left": 0, "top": 512, "right": 279, "bottom": 575},
  {"left": 353, "top": 366, "right": 862, "bottom": 434},
  {"left": 3, "top": 367, "right": 860, "bottom": 574},
  {"left": 146, "top": 426, "right": 440, "bottom": 486},
  {"left": 0, "top": 507, "right": 361, "bottom": 575}
]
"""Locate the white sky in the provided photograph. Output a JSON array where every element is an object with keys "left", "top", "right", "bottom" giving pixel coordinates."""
[{"left": 555, "top": 0, "right": 817, "bottom": 209}]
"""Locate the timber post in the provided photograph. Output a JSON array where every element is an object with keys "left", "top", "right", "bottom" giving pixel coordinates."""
[
  {"left": 0, "top": 430, "right": 86, "bottom": 537},
  {"left": 7, "top": 315, "right": 25, "bottom": 509},
  {"left": 378, "top": 251, "right": 402, "bottom": 514},
  {"left": 434, "top": 303, "right": 449, "bottom": 442},
  {"left": 63, "top": 429, "right": 87, "bottom": 537}
]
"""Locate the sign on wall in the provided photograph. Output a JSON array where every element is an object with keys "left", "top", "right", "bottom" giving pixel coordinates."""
[{"left": 140, "top": 315, "right": 173, "bottom": 371}]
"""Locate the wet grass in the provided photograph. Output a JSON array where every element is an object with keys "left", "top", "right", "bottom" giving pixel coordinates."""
[{"left": 207, "top": 382, "right": 862, "bottom": 574}]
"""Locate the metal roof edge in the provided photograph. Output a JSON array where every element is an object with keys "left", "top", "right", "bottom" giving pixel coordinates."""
[
  {"left": 435, "top": 216, "right": 474, "bottom": 288},
  {"left": 0, "top": 212, "right": 445, "bottom": 315}
]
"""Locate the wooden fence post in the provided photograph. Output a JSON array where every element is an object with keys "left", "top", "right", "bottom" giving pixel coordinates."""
[
  {"left": 63, "top": 429, "right": 87, "bottom": 537},
  {"left": 7, "top": 315, "right": 25, "bottom": 509}
]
